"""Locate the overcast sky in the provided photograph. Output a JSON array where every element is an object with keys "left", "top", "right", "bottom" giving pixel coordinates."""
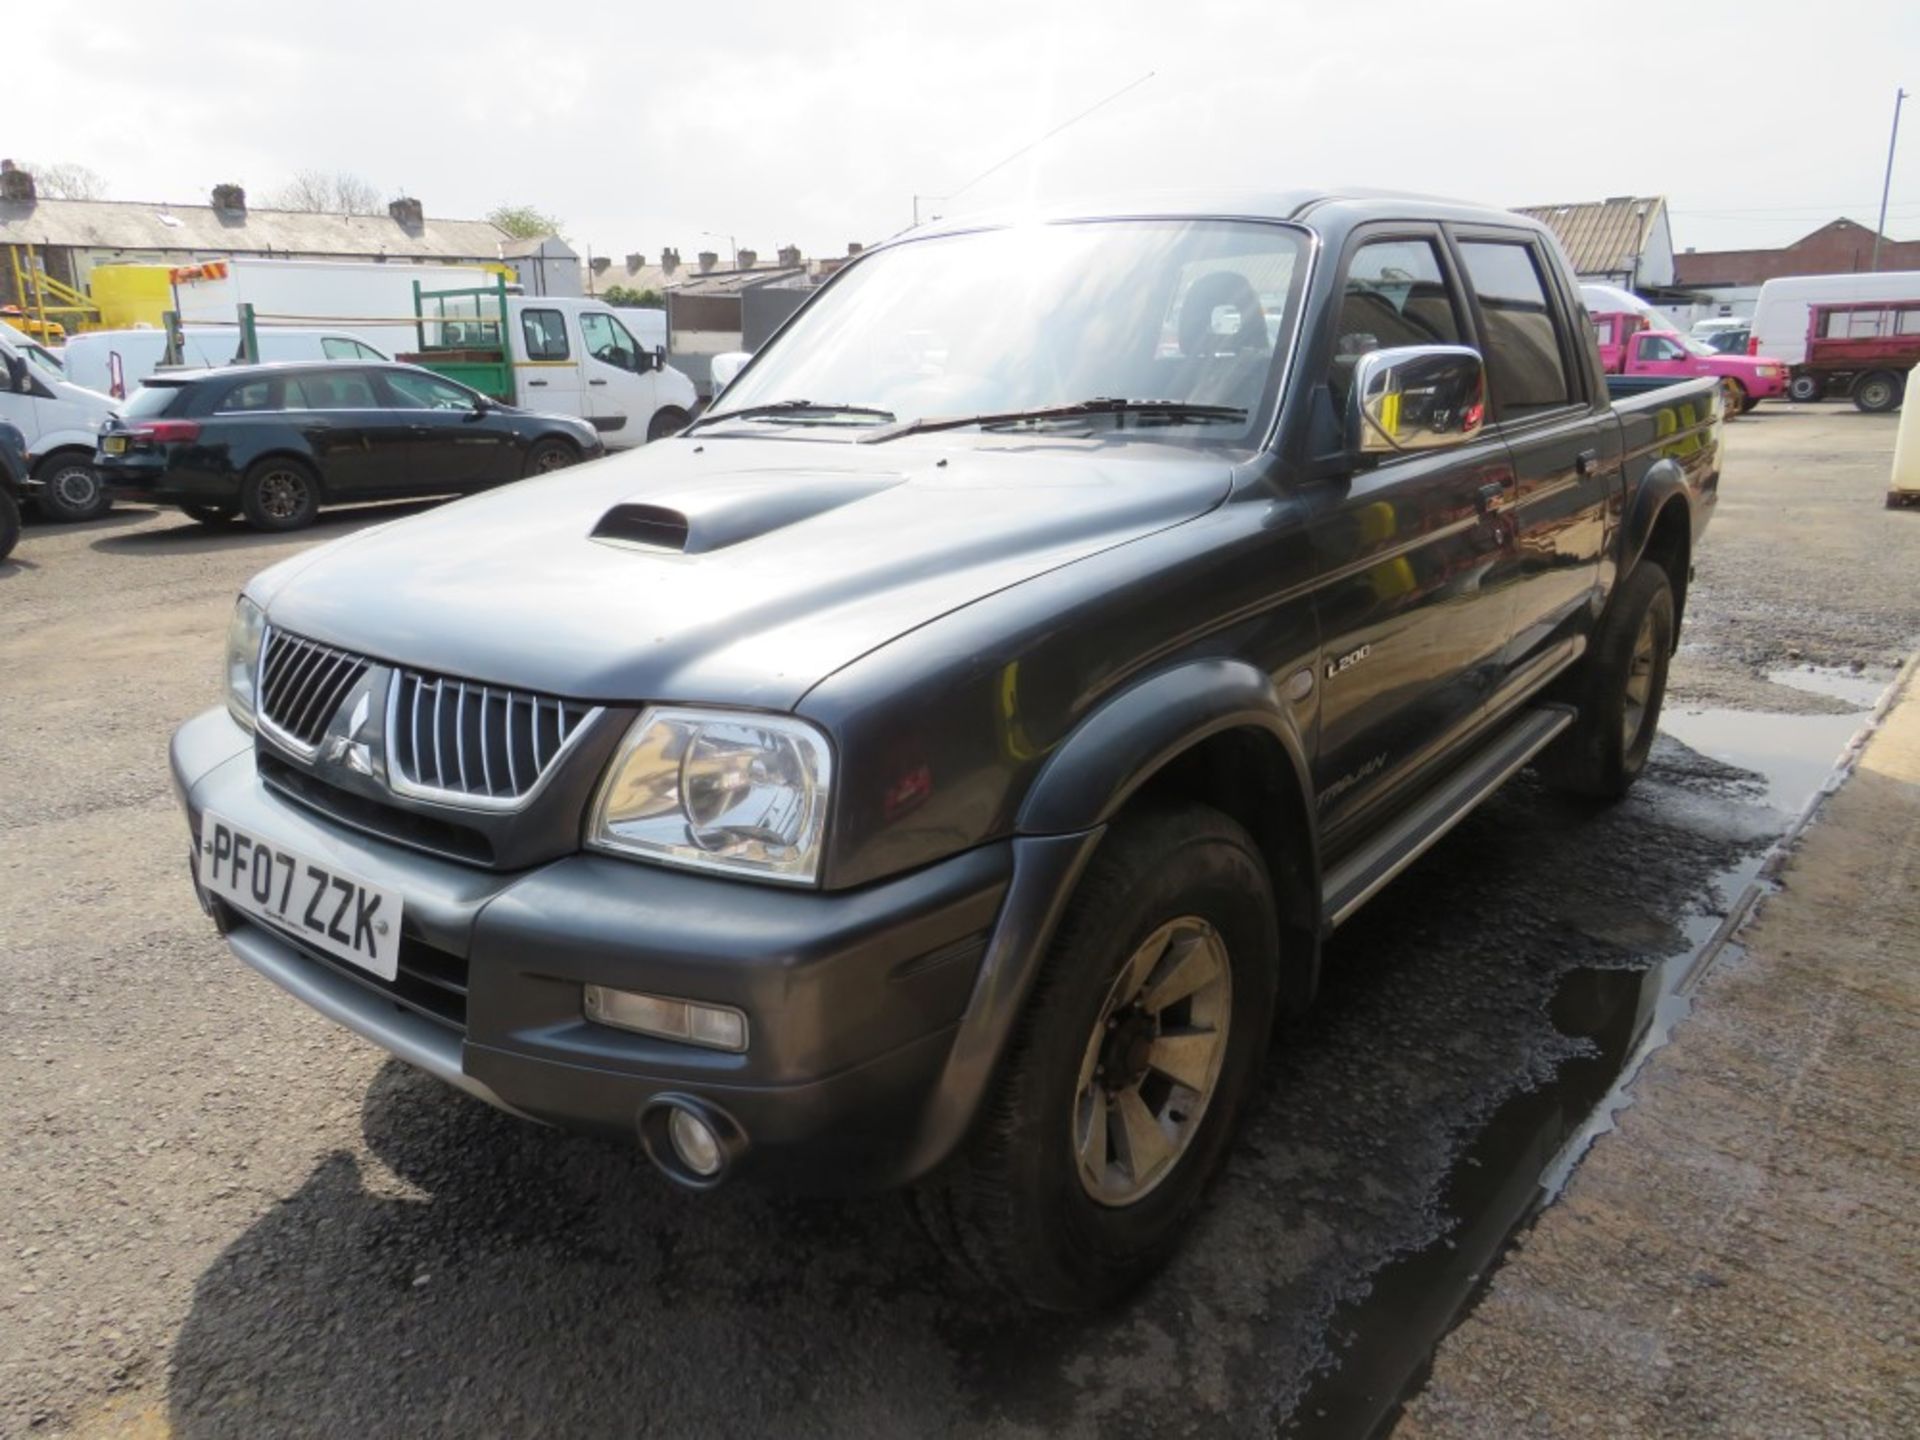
[{"left": 11, "top": 0, "right": 1918, "bottom": 263}]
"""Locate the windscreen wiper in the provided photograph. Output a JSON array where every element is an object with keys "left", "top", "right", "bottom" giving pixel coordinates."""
[
  {"left": 856, "top": 397, "right": 1248, "bottom": 444},
  {"left": 687, "top": 398, "right": 897, "bottom": 433}
]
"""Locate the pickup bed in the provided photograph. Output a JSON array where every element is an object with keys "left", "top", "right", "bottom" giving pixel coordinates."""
[{"left": 169, "top": 191, "right": 1720, "bottom": 1310}]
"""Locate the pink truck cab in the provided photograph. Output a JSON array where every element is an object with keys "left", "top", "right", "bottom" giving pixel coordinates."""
[{"left": 1590, "top": 310, "right": 1788, "bottom": 412}]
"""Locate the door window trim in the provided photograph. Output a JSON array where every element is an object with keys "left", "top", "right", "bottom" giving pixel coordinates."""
[
  {"left": 520, "top": 307, "right": 571, "bottom": 362},
  {"left": 1442, "top": 225, "right": 1595, "bottom": 433}
]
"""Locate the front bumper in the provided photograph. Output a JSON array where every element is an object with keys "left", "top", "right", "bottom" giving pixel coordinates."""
[{"left": 171, "top": 707, "right": 1089, "bottom": 1191}]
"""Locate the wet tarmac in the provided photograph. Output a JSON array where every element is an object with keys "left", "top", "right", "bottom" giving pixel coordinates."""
[{"left": 1278, "top": 672, "right": 1892, "bottom": 1439}]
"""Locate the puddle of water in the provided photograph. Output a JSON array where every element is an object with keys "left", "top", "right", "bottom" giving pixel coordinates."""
[
  {"left": 1766, "top": 664, "right": 1891, "bottom": 709},
  {"left": 1282, "top": 675, "right": 1892, "bottom": 1440},
  {"left": 1659, "top": 705, "right": 1869, "bottom": 812}
]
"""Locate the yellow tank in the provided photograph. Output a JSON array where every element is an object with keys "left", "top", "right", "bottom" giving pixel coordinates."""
[{"left": 86, "top": 264, "right": 175, "bottom": 330}]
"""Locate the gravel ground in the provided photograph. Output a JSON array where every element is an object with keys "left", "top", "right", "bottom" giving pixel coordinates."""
[{"left": 1, "top": 405, "right": 1912, "bottom": 1438}]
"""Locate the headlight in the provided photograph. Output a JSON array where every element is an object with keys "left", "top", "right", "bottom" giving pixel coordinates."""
[
  {"left": 589, "top": 708, "right": 833, "bottom": 884},
  {"left": 224, "top": 596, "right": 267, "bottom": 731}
]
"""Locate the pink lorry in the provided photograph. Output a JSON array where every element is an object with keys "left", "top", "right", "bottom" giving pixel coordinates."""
[{"left": 1590, "top": 310, "right": 1788, "bottom": 412}]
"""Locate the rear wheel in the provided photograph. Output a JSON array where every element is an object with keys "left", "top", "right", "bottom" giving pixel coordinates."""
[
  {"left": 1853, "top": 369, "right": 1905, "bottom": 414},
  {"left": 34, "top": 453, "right": 109, "bottom": 523},
  {"left": 522, "top": 439, "right": 579, "bottom": 476},
  {"left": 647, "top": 406, "right": 690, "bottom": 442},
  {"left": 0, "top": 489, "right": 19, "bottom": 562},
  {"left": 180, "top": 502, "right": 236, "bottom": 525},
  {"left": 1787, "top": 372, "right": 1825, "bottom": 403},
  {"left": 240, "top": 458, "right": 319, "bottom": 532},
  {"left": 913, "top": 805, "right": 1279, "bottom": 1311},
  {"left": 1540, "top": 562, "right": 1675, "bottom": 801}
]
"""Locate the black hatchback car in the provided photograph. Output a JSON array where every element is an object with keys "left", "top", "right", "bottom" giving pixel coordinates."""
[{"left": 94, "top": 362, "right": 606, "bottom": 531}]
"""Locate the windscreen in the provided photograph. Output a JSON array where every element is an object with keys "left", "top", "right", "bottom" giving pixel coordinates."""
[
  {"left": 717, "top": 220, "right": 1309, "bottom": 445},
  {"left": 122, "top": 383, "right": 186, "bottom": 418}
]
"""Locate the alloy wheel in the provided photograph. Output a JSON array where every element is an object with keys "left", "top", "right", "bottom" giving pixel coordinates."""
[
  {"left": 258, "top": 469, "right": 308, "bottom": 520},
  {"left": 1622, "top": 606, "right": 1659, "bottom": 750},
  {"left": 50, "top": 464, "right": 99, "bottom": 509},
  {"left": 1072, "top": 916, "right": 1233, "bottom": 1207}
]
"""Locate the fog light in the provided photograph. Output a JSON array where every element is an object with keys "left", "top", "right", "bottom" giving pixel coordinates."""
[
  {"left": 582, "top": 985, "right": 748, "bottom": 1052},
  {"left": 668, "top": 1107, "right": 724, "bottom": 1177}
]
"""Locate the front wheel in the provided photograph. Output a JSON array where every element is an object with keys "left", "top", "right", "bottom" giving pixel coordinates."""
[
  {"left": 914, "top": 805, "right": 1279, "bottom": 1311},
  {"left": 647, "top": 406, "right": 690, "bottom": 442},
  {"left": 1853, "top": 369, "right": 1905, "bottom": 414},
  {"left": 522, "top": 439, "right": 579, "bottom": 476},
  {"left": 34, "top": 453, "right": 109, "bottom": 523},
  {"left": 1787, "top": 372, "right": 1825, "bottom": 403},
  {"left": 1539, "top": 562, "right": 1675, "bottom": 801},
  {"left": 240, "top": 459, "right": 320, "bottom": 532}
]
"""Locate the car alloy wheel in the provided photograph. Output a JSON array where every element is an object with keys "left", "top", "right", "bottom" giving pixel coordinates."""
[
  {"left": 256, "top": 468, "right": 309, "bottom": 520},
  {"left": 1072, "top": 915, "right": 1233, "bottom": 1206},
  {"left": 1621, "top": 605, "right": 1660, "bottom": 753}
]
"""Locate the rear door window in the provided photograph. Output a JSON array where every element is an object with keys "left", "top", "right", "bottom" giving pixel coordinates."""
[
  {"left": 217, "top": 378, "right": 282, "bottom": 413},
  {"left": 521, "top": 309, "right": 570, "bottom": 361},
  {"left": 1457, "top": 241, "right": 1576, "bottom": 414},
  {"left": 290, "top": 371, "right": 380, "bottom": 409}
]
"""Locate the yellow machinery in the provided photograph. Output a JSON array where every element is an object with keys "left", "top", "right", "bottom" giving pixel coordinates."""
[
  {"left": 4, "top": 243, "right": 101, "bottom": 337},
  {"left": 87, "top": 264, "right": 173, "bottom": 329}
]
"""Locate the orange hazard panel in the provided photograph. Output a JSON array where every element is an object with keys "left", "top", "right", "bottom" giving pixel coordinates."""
[{"left": 167, "top": 261, "right": 230, "bottom": 284}]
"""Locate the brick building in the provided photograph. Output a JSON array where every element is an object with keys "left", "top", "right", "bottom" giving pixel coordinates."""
[{"left": 1672, "top": 218, "right": 1920, "bottom": 320}]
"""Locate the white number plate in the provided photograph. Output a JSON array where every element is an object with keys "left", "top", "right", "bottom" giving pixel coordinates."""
[{"left": 199, "top": 811, "right": 402, "bottom": 980}]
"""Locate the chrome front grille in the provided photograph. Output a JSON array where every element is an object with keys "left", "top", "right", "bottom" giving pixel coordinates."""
[
  {"left": 388, "top": 670, "right": 593, "bottom": 804},
  {"left": 259, "top": 630, "right": 370, "bottom": 750}
]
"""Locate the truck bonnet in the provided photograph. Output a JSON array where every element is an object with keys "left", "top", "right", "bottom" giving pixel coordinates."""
[{"left": 251, "top": 437, "right": 1234, "bottom": 710}]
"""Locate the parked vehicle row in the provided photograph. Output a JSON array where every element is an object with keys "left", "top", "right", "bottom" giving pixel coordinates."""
[
  {"left": 95, "top": 361, "right": 606, "bottom": 531},
  {"left": 1748, "top": 270, "right": 1920, "bottom": 408},
  {"left": 1590, "top": 309, "right": 1786, "bottom": 412},
  {"left": 170, "top": 190, "right": 1722, "bottom": 1310}
]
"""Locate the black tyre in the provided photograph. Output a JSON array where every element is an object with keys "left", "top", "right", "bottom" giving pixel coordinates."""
[
  {"left": 1787, "top": 372, "right": 1824, "bottom": 403},
  {"left": 914, "top": 805, "right": 1279, "bottom": 1310},
  {"left": 647, "top": 406, "right": 690, "bottom": 442},
  {"left": 1852, "top": 369, "right": 1905, "bottom": 414},
  {"left": 522, "top": 439, "right": 579, "bottom": 476},
  {"left": 180, "top": 502, "right": 236, "bottom": 526},
  {"left": 240, "top": 458, "right": 320, "bottom": 532},
  {"left": 34, "top": 452, "right": 109, "bottom": 523},
  {"left": 1539, "top": 563, "right": 1675, "bottom": 801},
  {"left": 0, "top": 489, "right": 19, "bottom": 562}
]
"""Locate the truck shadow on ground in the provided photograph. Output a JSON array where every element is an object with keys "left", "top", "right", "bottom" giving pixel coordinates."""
[{"left": 162, "top": 743, "right": 1783, "bottom": 1440}]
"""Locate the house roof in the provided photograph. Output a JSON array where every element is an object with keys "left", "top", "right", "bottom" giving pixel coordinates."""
[
  {"left": 585, "top": 258, "right": 809, "bottom": 296},
  {"left": 0, "top": 196, "right": 509, "bottom": 260},
  {"left": 497, "top": 233, "right": 578, "bottom": 259},
  {"left": 1672, "top": 218, "right": 1920, "bottom": 287},
  {"left": 1514, "top": 196, "right": 1667, "bottom": 276}
]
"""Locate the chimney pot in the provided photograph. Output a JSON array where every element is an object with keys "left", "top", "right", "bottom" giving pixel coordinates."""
[
  {"left": 591, "top": 255, "right": 612, "bottom": 274},
  {"left": 624, "top": 252, "right": 643, "bottom": 273},
  {"left": 661, "top": 247, "right": 680, "bottom": 274},
  {"left": 211, "top": 183, "right": 247, "bottom": 214},
  {"left": 776, "top": 244, "right": 802, "bottom": 268},
  {"left": 847, "top": 241, "right": 864, "bottom": 257},
  {"left": 697, "top": 250, "right": 719, "bottom": 273},
  {"left": 736, "top": 247, "right": 758, "bottom": 270},
  {"left": 389, "top": 196, "right": 425, "bottom": 230},
  {"left": 0, "top": 163, "right": 36, "bottom": 203}
]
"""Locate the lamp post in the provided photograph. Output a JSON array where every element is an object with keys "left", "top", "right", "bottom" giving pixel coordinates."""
[
  {"left": 1872, "top": 87, "right": 1907, "bottom": 273},
  {"left": 702, "top": 231, "right": 738, "bottom": 269}
]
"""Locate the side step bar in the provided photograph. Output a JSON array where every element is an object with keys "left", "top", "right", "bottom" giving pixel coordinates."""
[{"left": 1321, "top": 704, "right": 1576, "bottom": 931}]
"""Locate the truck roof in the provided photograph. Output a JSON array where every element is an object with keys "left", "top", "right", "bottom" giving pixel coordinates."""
[{"left": 900, "top": 189, "right": 1556, "bottom": 243}]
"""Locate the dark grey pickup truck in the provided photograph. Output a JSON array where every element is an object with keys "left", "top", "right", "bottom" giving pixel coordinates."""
[{"left": 171, "top": 191, "right": 1720, "bottom": 1309}]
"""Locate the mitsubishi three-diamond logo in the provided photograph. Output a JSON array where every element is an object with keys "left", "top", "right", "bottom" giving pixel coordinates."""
[{"left": 321, "top": 684, "right": 378, "bottom": 778}]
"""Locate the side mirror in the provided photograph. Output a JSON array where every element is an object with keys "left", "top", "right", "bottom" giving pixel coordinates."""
[
  {"left": 469, "top": 394, "right": 491, "bottom": 415},
  {"left": 1350, "top": 345, "right": 1486, "bottom": 458},
  {"left": 4, "top": 355, "right": 25, "bottom": 394}
]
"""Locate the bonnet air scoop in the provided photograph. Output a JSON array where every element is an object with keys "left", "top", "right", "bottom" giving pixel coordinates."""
[{"left": 589, "top": 472, "right": 905, "bottom": 555}]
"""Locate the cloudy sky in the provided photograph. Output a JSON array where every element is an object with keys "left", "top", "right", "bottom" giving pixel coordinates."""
[{"left": 11, "top": 0, "right": 1918, "bottom": 262}]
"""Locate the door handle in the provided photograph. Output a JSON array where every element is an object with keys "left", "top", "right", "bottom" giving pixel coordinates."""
[
  {"left": 527, "top": 379, "right": 548, "bottom": 388},
  {"left": 1475, "top": 481, "right": 1505, "bottom": 514},
  {"left": 589, "top": 379, "right": 609, "bottom": 386},
  {"left": 1575, "top": 448, "right": 1599, "bottom": 477}
]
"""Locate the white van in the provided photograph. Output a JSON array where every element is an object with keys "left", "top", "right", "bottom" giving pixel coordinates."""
[
  {"left": 476, "top": 296, "right": 694, "bottom": 446},
  {"left": 1748, "top": 271, "right": 1920, "bottom": 368},
  {"left": 0, "top": 326, "right": 119, "bottom": 521},
  {"left": 63, "top": 327, "right": 389, "bottom": 399}
]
